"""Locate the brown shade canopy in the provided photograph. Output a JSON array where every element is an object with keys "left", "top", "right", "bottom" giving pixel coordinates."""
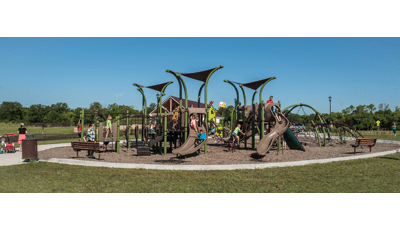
[
  {"left": 146, "top": 81, "right": 172, "bottom": 92},
  {"left": 177, "top": 68, "right": 217, "bottom": 82},
  {"left": 232, "top": 77, "right": 275, "bottom": 90}
]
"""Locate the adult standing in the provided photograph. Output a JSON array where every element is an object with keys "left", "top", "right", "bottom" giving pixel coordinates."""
[
  {"left": 329, "top": 121, "right": 333, "bottom": 133},
  {"left": 17, "top": 123, "right": 27, "bottom": 152},
  {"left": 393, "top": 122, "right": 397, "bottom": 136},
  {"left": 86, "top": 123, "right": 96, "bottom": 158}
]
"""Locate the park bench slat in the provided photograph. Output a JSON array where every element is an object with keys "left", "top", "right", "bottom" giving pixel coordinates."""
[
  {"left": 349, "top": 138, "right": 377, "bottom": 154},
  {"left": 71, "top": 141, "right": 106, "bottom": 160}
]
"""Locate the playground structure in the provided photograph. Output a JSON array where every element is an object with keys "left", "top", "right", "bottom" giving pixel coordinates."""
[
  {"left": 98, "top": 65, "right": 223, "bottom": 156},
  {"left": 282, "top": 103, "right": 329, "bottom": 147},
  {"left": 131, "top": 72, "right": 310, "bottom": 156},
  {"left": 312, "top": 120, "right": 364, "bottom": 143},
  {"left": 281, "top": 104, "right": 363, "bottom": 146},
  {"left": 223, "top": 77, "right": 277, "bottom": 150},
  {"left": 73, "top": 64, "right": 349, "bottom": 158}
]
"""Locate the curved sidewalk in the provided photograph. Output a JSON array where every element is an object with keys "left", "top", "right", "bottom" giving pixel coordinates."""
[
  {"left": 0, "top": 143, "right": 71, "bottom": 166},
  {"left": 2, "top": 140, "right": 400, "bottom": 170}
]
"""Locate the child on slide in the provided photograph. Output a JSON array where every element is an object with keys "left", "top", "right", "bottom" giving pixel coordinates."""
[
  {"left": 190, "top": 115, "right": 198, "bottom": 133},
  {"left": 195, "top": 129, "right": 206, "bottom": 147},
  {"left": 273, "top": 107, "right": 284, "bottom": 124}
]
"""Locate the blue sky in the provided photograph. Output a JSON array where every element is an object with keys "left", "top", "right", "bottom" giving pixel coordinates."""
[{"left": 0, "top": 37, "right": 399, "bottom": 114}]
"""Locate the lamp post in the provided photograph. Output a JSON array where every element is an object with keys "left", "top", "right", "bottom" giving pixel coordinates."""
[{"left": 329, "top": 96, "right": 332, "bottom": 123}]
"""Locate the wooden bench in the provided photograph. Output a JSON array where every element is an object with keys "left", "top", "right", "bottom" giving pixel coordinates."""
[
  {"left": 71, "top": 141, "right": 106, "bottom": 160},
  {"left": 350, "top": 138, "right": 377, "bottom": 154}
]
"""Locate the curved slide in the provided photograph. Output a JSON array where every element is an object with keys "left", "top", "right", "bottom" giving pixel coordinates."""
[
  {"left": 172, "top": 108, "right": 208, "bottom": 155},
  {"left": 257, "top": 103, "right": 290, "bottom": 154},
  {"left": 283, "top": 128, "right": 305, "bottom": 151}
]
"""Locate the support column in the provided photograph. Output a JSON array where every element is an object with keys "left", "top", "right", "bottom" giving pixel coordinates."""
[
  {"left": 260, "top": 99, "right": 265, "bottom": 139},
  {"left": 127, "top": 110, "right": 130, "bottom": 148},
  {"left": 251, "top": 91, "right": 257, "bottom": 150},
  {"left": 164, "top": 111, "right": 167, "bottom": 156},
  {"left": 278, "top": 100, "right": 281, "bottom": 152},
  {"left": 96, "top": 120, "right": 99, "bottom": 142},
  {"left": 116, "top": 116, "right": 120, "bottom": 153},
  {"left": 81, "top": 108, "right": 84, "bottom": 141}
]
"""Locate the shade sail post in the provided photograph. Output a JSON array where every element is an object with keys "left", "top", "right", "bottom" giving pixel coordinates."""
[
  {"left": 198, "top": 83, "right": 205, "bottom": 108},
  {"left": 133, "top": 83, "right": 148, "bottom": 124},
  {"left": 203, "top": 65, "right": 224, "bottom": 154},
  {"left": 166, "top": 70, "right": 188, "bottom": 142},
  {"left": 223, "top": 80, "right": 240, "bottom": 107},
  {"left": 158, "top": 81, "right": 174, "bottom": 116}
]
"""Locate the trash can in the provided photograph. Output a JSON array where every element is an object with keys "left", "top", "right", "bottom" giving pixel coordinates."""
[{"left": 22, "top": 138, "right": 38, "bottom": 161}]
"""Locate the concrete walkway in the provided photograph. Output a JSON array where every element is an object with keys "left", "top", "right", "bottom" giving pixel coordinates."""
[
  {"left": 0, "top": 143, "right": 70, "bottom": 166},
  {"left": 1, "top": 139, "right": 400, "bottom": 170}
]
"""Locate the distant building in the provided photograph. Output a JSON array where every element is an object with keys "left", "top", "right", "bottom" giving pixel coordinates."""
[{"left": 149, "top": 96, "right": 223, "bottom": 123}]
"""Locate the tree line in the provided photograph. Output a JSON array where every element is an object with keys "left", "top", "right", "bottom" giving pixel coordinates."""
[
  {"left": 0, "top": 101, "right": 158, "bottom": 124},
  {"left": 1, "top": 101, "right": 398, "bottom": 130}
]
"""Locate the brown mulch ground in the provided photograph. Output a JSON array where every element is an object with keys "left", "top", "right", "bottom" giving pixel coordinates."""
[{"left": 38, "top": 138, "right": 400, "bottom": 165}]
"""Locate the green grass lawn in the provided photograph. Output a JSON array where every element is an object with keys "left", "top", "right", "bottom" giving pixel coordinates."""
[
  {"left": 1, "top": 123, "right": 79, "bottom": 147},
  {"left": 0, "top": 123, "right": 77, "bottom": 135},
  {"left": 361, "top": 134, "right": 399, "bottom": 141},
  {"left": 1, "top": 152, "right": 400, "bottom": 193},
  {"left": 327, "top": 129, "right": 399, "bottom": 142}
]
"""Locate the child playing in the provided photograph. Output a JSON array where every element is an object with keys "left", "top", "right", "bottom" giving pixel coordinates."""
[
  {"left": 273, "top": 107, "right": 283, "bottom": 124},
  {"left": 282, "top": 137, "right": 287, "bottom": 150},
  {"left": 77, "top": 118, "right": 86, "bottom": 142},
  {"left": 105, "top": 115, "right": 113, "bottom": 139},
  {"left": 195, "top": 129, "right": 206, "bottom": 147},
  {"left": 0, "top": 136, "right": 5, "bottom": 153},
  {"left": 210, "top": 121, "right": 219, "bottom": 143},
  {"left": 148, "top": 123, "right": 155, "bottom": 135},
  {"left": 190, "top": 115, "right": 198, "bottom": 133},
  {"left": 267, "top": 96, "right": 273, "bottom": 103},
  {"left": 172, "top": 117, "right": 178, "bottom": 130},
  {"left": 232, "top": 124, "right": 244, "bottom": 143}
]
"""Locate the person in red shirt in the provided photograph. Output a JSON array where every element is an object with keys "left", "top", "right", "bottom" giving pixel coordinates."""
[
  {"left": 267, "top": 96, "right": 273, "bottom": 103},
  {"left": 77, "top": 118, "right": 86, "bottom": 142}
]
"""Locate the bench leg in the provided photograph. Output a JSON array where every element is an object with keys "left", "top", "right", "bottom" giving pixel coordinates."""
[
  {"left": 76, "top": 151, "right": 79, "bottom": 158},
  {"left": 370, "top": 146, "right": 372, "bottom": 152},
  {"left": 98, "top": 153, "right": 101, "bottom": 160}
]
